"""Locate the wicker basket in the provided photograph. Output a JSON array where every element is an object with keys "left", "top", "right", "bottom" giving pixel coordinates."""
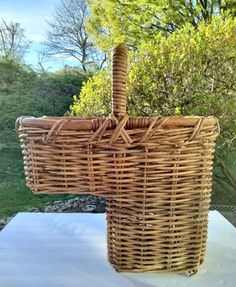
[{"left": 16, "top": 45, "right": 219, "bottom": 275}]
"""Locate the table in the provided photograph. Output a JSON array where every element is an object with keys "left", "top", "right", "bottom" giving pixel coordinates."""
[{"left": 0, "top": 211, "right": 235, "bottom": 287}]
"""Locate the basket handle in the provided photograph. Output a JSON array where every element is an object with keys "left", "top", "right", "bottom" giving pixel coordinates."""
[{"left": 112, "top": 44, "right": 128, "bottom": 118}]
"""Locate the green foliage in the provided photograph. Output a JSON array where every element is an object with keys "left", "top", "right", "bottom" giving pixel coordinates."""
[
  {"left": 211, "top": 144, "right": 236, "bottom": 202},
  {"left": 71, "top": 17, "right": 236, "bottom": 149},
  {"left": 35, "top": 67, "right": 86, "bottom": 99},
  {"left": 214, "top": 149, "right": 236, "bottom": 195},
  {"left": 87, "top": 0, "right": 235, "bottom": 50},
  {"left": 70, "top": 69, "right": 111, "bottom": 116},
  {"left": 0, "top": 60, "right": 38, "bottom": 129},
  {"left": 0, "top": 59, "right": 36, "bottom": 94},
  {"left": 0, "top": 62, "right": 87, "bottom": 130}
]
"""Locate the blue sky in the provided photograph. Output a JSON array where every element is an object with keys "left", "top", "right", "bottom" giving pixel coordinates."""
[{"left": 0, "top": 0, "right": 78, "bottom": 71}]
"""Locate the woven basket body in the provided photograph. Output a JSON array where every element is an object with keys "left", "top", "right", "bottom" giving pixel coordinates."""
[{"left": 17, "top": 45, "right": 219, "bottom": 274}]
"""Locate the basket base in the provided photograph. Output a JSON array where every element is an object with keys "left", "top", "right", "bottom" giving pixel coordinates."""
[
  {"left": 109, "top": 260, "right": 203, "bottom": 276},
  {"left": 106, "top": 198, "right": 207, "bottom": 275}
]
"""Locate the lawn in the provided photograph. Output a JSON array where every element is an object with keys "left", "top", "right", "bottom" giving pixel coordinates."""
[{"left": 0, "top": 129, "right": 236, "bottom": 220}]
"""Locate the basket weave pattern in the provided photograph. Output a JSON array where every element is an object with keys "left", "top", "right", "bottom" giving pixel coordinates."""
[{"left": 17, "top": 45, "right": 219, "bottom": 274}]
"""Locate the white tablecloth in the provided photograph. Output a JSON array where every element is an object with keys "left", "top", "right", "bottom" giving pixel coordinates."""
[{"left": 0, "top": 211, "right": 235, "bottom": 287}]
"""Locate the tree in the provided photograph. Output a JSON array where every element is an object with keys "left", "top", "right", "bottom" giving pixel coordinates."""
[
  {"left": 87, "top": 0, "right": 235, "bottom": 50},
  {"left": 46, "top": 0, "right": 105, "bottom": 71},
  {"left": 0, "top": 20, "right": 30, "bottom": 61}
]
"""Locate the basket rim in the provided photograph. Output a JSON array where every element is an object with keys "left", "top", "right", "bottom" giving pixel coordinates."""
[{"left": 17, "top": 115, "right": 219, "bottom": 131}]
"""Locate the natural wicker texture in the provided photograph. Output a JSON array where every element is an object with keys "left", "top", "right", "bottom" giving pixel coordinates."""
[
  {"left": 106, "top": 120, "right": 217, "bottom": 273},
  {"left": 112, "top": 44, "right": 127, "bottom": 117},
  {"left": 16, "top": 44, "right": 220, "bottom": 275}
]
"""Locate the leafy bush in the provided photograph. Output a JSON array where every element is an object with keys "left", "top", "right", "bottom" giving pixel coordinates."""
[
  {"left": 71, "top": 16, "right": 236, "bottom": 149},
  {"left": 35, "top": 67, "right": 87, "bottom": 99},
  {"left": 70, "top": 69, "right": 111, "bottom": 116},
  {"left": 0, "top": 62, "right": 87, "bottom": 130},
  {"left": 0, "top": 93, "right": 68, "bottom": 130},
  {"left": 0, "top": 59, "right": 36, "bottom": 95}
]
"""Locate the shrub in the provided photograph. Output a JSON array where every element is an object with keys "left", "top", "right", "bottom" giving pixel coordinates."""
[
  {"left": 35, "top": 67, "right": 87, "bottom": 99},
  {"left": 0, "top": 62, "right": 87, "bottom": 130},
  {"left": 0, "top": 59, "right": 36, "bottom": 95},
  {"left": 70, "top": 69, "right": 111, "bottom": 116}
]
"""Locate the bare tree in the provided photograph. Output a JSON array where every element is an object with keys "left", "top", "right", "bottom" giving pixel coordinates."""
[
  {"left": 46, "top": 0, "right": 103, "bottom": 71},
  {"left": 0, "top": 19, "right": 31, "bottom": 61},
  {"left": 36, "top": 49, "right": 49, "bottom": 73}
]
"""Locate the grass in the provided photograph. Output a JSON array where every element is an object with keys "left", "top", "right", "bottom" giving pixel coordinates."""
[{"left": 0, "top": 129, "right": 236, "bottom": 220}]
